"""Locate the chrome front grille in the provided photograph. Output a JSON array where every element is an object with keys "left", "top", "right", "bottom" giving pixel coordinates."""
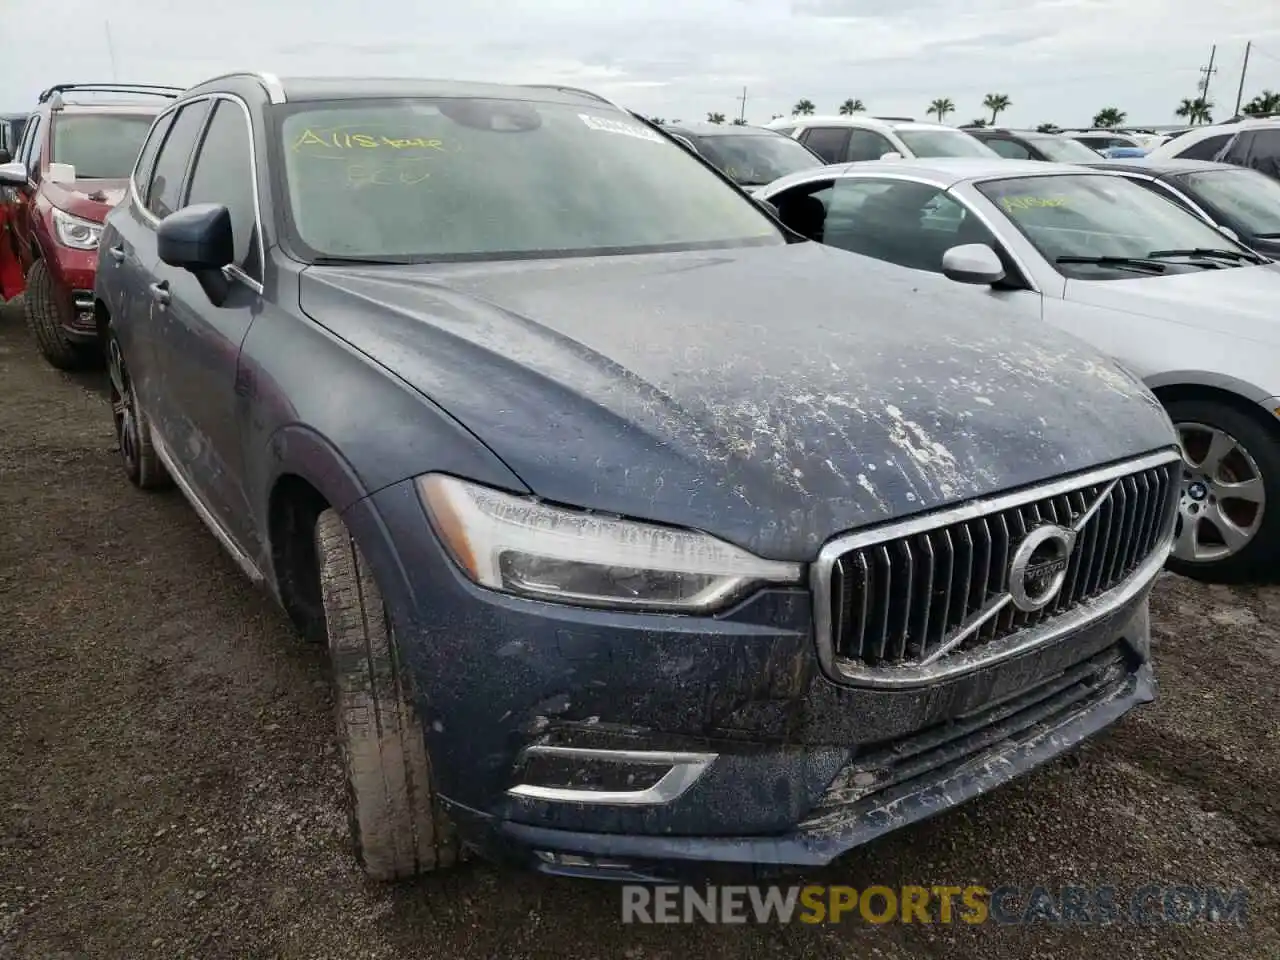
[{"left": 814, "top": 450, "right": 1180, "bottom": 686}]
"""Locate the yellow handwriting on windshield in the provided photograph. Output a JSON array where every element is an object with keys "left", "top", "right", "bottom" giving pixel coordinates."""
[
  {"left": 345, "top": 160, "right": 432, "bottom": 187},
  {"left": 999, "top": 196, "right": 1067, "bottom": 213},
  {"left": 292, "top": 129, "right": 446, "bottom": 152}
]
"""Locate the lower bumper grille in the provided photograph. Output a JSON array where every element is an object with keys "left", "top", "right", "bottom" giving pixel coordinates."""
[{"left": 815, "top": 450, "right": 1180, "bottom": 683}]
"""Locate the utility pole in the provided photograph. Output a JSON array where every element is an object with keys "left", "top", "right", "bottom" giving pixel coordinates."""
[
  {"left": 737, "top": 86, "right": 748, "bottom": 123},
  {"left": 1234, "top": 41, "right": 1252, "bottom": 116},
  {"left": 1198, "top": 44, "right": 1218, "bottom": 104},
  {"left": 104, "top": 20, "right": 119, "bottom": 81}
]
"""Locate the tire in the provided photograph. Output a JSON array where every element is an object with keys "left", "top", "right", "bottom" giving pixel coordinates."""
[
  {"left": 24, "top": 259, "right": 94, "bottom": 371},
  {"left": 1164, "top": 397, "right": 1280, "bottom": 583},
  {"left": 314, "top": 509, "right": 460, "bottom": 881},
  {"left": 105, "top": 326, "right": 170, "bottom": 490}
]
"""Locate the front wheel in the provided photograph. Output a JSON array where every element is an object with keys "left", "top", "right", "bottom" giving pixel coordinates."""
[
  {"left": 106, "top": 327, "right": 170, "bottom": 490},
  {"left": 24, "top": 259, "right": 94, "bottom": 370},
  {"left": 314, "top": 509, "right": 461, "bottom": 881},
  {"left": 1165, "top": 397, "right": 1280, "bottom": 583}
]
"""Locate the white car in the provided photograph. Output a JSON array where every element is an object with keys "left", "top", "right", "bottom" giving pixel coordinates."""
[
  {"left": 1146, "top": 117, "right": 1280, "bottom": 166},
  {"left": 757, "top": 157, "right": 1280, "bottom": 581},
  {"left": 763, "top": 115, "right": 998, "bottom": 164}
]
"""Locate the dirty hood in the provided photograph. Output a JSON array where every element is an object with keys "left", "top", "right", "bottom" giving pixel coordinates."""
[
  {"left": 41, "top": 177, "right": 127, "bottom": 223},
  {"left": 300, "top": 243, "right": 1176, "bottom": 559}
]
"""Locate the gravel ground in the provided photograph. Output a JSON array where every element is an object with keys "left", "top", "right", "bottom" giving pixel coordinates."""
[{"left": 1, "top": 297, "right": 1277, "bottom": 959}]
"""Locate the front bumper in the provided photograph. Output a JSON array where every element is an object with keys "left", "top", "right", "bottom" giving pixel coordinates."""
[
  {"left": 346, "top": 478, "right": 1161, "bottom": 878},
  {"left": 44, "top": 246, "right": 98, "bottom": 343}
]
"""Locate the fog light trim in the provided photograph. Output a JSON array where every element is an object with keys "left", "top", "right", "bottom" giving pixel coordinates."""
[{"left": 508, "top": 745, "right": 716, "bottom": 806}]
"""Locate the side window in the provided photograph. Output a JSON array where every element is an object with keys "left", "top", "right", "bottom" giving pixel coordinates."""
[
  {"left": 845, "top": 129, "right": 896, "bottom": 162},
  {"left": 987, "top": 138, "right": 1033, "bottom": 160},
  {"left": 147, "top": 101, "right": 211, "bottom": 220},
  {"left": 1176, "top": 133, "right": 1232, "bottom": 161},
  {"left": 823, "top": 178, "right": 997, "bottom": 275},
  {"left": 184, "top": 100, "right": 261, "bottom": 279},
  {"left": 11, "top": 116, "right": 34, "bottom": 169},
  {"left": 1242, "top": 129, "right": 1280, "bottom": 173},
  {"left": 132, "top": 111, "right": 175, "bottom": 208},
  {"left": 800, "top": 126, "right": 851, "bottom": 164},
  {"left": 22, "top": 116, "right": 43, "bottom": 179}
]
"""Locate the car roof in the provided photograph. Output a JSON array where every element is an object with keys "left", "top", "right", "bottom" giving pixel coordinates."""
[
  {"left": 662, "top": 122, "right": 785, "bottom": 137},
  {"left": 970, "top": 128, "right": 1069, "bottom": 139},
  {"left": 191, "top": 75, "right": 617, "bottom": 109},
  {"left": 764, "top": 115, "right": 952, "bottom": 133},
  {"left": 811, "top": 156, "right": 1098, "bottom": 186},
  {"left": 1081, "top": 158, "right": 1242, "bottom": 176}
]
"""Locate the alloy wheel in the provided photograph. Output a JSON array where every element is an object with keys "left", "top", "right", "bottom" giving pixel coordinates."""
[
  {"left": 107, "top": 337, "right": 140, "bottom": 473},
  {"left": 1173, "top": 421, "right": 1267, "bottom": 564}
]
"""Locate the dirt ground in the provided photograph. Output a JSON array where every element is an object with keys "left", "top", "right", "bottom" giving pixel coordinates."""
[{"left": 0, "top": 296, "right": 1277, "bottom": 960}]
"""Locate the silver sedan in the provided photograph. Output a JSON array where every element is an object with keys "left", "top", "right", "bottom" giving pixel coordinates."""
[{"left": 758, "top": 157, "right": 1280, "bottom": 582}]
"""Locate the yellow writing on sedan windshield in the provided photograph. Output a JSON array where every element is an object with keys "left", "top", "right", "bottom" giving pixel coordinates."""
[
  {"left": 999, "top": 195, "right": 1067, "bottom": 213},
  {"left": 292, "top": 129, "right": 446, "bottom": 152}
]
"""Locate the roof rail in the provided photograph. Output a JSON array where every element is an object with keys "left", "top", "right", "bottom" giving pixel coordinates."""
[
  {"left": 190, "top": 71, "right": 287, "bottom": 104},
  {"left": 38, "top": 82, "right": 185, "bottom": 104},
  {"left": 873, "top": 115, "right": 914, "bottom": 121}
]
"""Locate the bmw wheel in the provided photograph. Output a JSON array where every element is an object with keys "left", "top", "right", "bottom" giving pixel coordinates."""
[
  {"left": 1164, "top": 398, "right": 1280, "bottom": 583},
  {"left": 106, "top": 327, "right": 170, "bottom": 490}
]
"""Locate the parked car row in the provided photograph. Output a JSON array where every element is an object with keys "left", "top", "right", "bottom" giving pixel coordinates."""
[{"left": 0, "top": 74, "right": 1276, "bottom": 889}]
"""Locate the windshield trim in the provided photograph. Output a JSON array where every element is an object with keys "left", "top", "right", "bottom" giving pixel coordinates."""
[{"left": 268, "top": 96, "right": 787, "bottom": 265}]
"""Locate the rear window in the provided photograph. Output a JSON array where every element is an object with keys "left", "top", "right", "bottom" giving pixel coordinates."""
[
  {"left": 52, "top": 113, "right": 156, "bottom": 179},
  {"left": 894, "top": 128, "right": 997, "bottom": 158},
  {"left": 691, "top": 133, "right": 823, "bottom": 185}
]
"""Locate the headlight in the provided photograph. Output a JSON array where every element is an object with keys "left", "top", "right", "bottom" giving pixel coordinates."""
[
  {"left": 417, "top": 473, "right": 803, "bottom": 612},
  {"left": 52, "top": 207, "right": 103, "bottom": 250}
]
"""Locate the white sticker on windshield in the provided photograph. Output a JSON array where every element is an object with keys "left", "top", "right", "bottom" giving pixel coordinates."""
[{"left": 578, "top": 113, "right": 665, "bottom": 143}]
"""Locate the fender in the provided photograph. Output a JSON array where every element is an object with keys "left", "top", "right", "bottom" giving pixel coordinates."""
[
  {"left": 1144, "top": 368, "right": 1272, "bottom": 404},
  {"left": 259, "top": 421, "right": 371, "bottom": 520}
]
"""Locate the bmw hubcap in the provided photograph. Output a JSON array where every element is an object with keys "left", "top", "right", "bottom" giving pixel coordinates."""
[
  {"left": 108, "top": 338, "right": 140, "bottom": 471},
  {"left": 1173, "top": 421, "right": 1266, "bottom": 564}
]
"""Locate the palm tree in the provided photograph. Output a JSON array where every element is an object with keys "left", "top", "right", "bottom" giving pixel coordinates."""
[
  {"left": 731, "top": 117, "right": 748, "bottom": 125},
  {"left": 1035, "top": 122, "right": 1060, "bottom": 133},
  {"left": 968, "top": 118, "right": 988, "bottom": 128},
  {"left": 771, "top": 113, "right": 784, "bottom": 120},
  {"left": 648, "top": 116, "right": 666, "bottom": 125},
  {"left": 707, "top": 112, "right": 726, "bottom": 124},
  {"left": 793, "top": 99, "right": 816, "bottom": 116},
  {"left": 1092, "top": 107, "right": 1127, "bottom": 128},
  {"left": 927, "top": 98, "right": 955, "bottom": 123},
  {"left": 1175, "top": 98, "right": 1213, "bottom": 125},
  {"left": 982, "top": 93, "right": 1011, "bottom": 125},
  {"left": 838, "top": 98, "right": 865, "bottom": 115},
  {"left": 1243, "top": 90, "right": 1280, "bottom": 115}
]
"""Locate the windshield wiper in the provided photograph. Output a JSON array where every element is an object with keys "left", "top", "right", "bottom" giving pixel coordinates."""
[
  {"left": 1055, "top": 255, "right": 1167, "bottom": 274},
  {"left": 1146, "top": 247, "right": 1265, "bottom": 264},
  {"left": 310, "top": 255, "right": 411, "bottom": 266}
]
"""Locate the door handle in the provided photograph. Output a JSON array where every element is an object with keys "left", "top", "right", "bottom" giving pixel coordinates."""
[
  {"left": 108, "top": 245, "right": 125, "bottom": 263},
  {"left": 148, "top": 281, "right": 171, "bottom": 306}
]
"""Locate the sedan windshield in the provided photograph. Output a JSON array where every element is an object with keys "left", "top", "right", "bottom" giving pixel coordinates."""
[
  {"left": 690, "top": 133, "right": 823, "bottom": 185},
  {"left": 1175, "top": 168, "right": 1280, "bottom": 236},
  {"left": 1030, "top": 136, "right": 1106, "bottom": 163},
  {"left": 894, "top": 128, "right": 997, "bottom": 158},
  {"left": 277, "top": 98, "right": 783, "bottom": 261},
  {"left": 977, "top": 173, "right": 1255, "bottom": 280},
  {"left": 51, "top": 114, "right": 156, "bottom": 179}
]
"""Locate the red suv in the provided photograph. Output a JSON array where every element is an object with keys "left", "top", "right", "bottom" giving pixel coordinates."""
[{"left": 0, "top": 83, "right": 182, "bottom": 368}]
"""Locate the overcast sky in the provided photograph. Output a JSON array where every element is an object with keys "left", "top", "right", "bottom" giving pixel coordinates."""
[{"left": 2, "top": 0, "right": 1278, "bottom": 127}]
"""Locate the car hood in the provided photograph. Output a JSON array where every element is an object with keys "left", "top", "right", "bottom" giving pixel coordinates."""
[
  {"left": 1064, "top": 263, "right": 1280, "bottom": 346},
  {"left": 299, "top": 243, "right": 1175, "bottom": 559},
  {"left": 41, "top": 177, "right": 127, "bottom": 223}
]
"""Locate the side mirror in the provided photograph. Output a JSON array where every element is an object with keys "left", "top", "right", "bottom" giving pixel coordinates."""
[
  {"left": 1217, "top": 224, "right": 1241, "bottom": 243},
  {"left": 0, "top": 161, "right": 26, "bottom": 186},
  {"left": 47, "top": 162, "right": 76, "bottom": 184},
  {"left": 942, "top": 243, "right": 1006, "bottom": 285},
  {"left": 879, "top": 151, "right": 904, "bottom": 160},
  {"left": 158, "top": 203, "right": 233, "bottom": 271}
]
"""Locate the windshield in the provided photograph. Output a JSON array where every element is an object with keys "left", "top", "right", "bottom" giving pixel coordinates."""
[
  {"left": 1175, "top": 169, "right": 1280, "bottom": 235},
  {"left": 690, "top": 133, "right": 822, "bottom": 185},
  {"left": 278, "top": 98, "right": 783, "bottom": 261},
  {"left": 978, "top": 173, "right": 1253, "bottom": 279},
  {"left": 1031, "top": 136, "right": 1105, "bottom": 163},
  {"left": 51, "top": 114, "right": 156, "bottom": 179},
  {"left": 894, "top": 128, "right": 997, "bottom": 158}
]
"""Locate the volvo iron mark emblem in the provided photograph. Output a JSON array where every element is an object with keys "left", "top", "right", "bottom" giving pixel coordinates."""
[{"left": 1008, "top": 523, "right": 1077, "bottom": 613}]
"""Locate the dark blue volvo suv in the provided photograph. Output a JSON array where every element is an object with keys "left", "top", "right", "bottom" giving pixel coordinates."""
[{"left": 95, "top": 72, "right": 1181, "bottom": 882}]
